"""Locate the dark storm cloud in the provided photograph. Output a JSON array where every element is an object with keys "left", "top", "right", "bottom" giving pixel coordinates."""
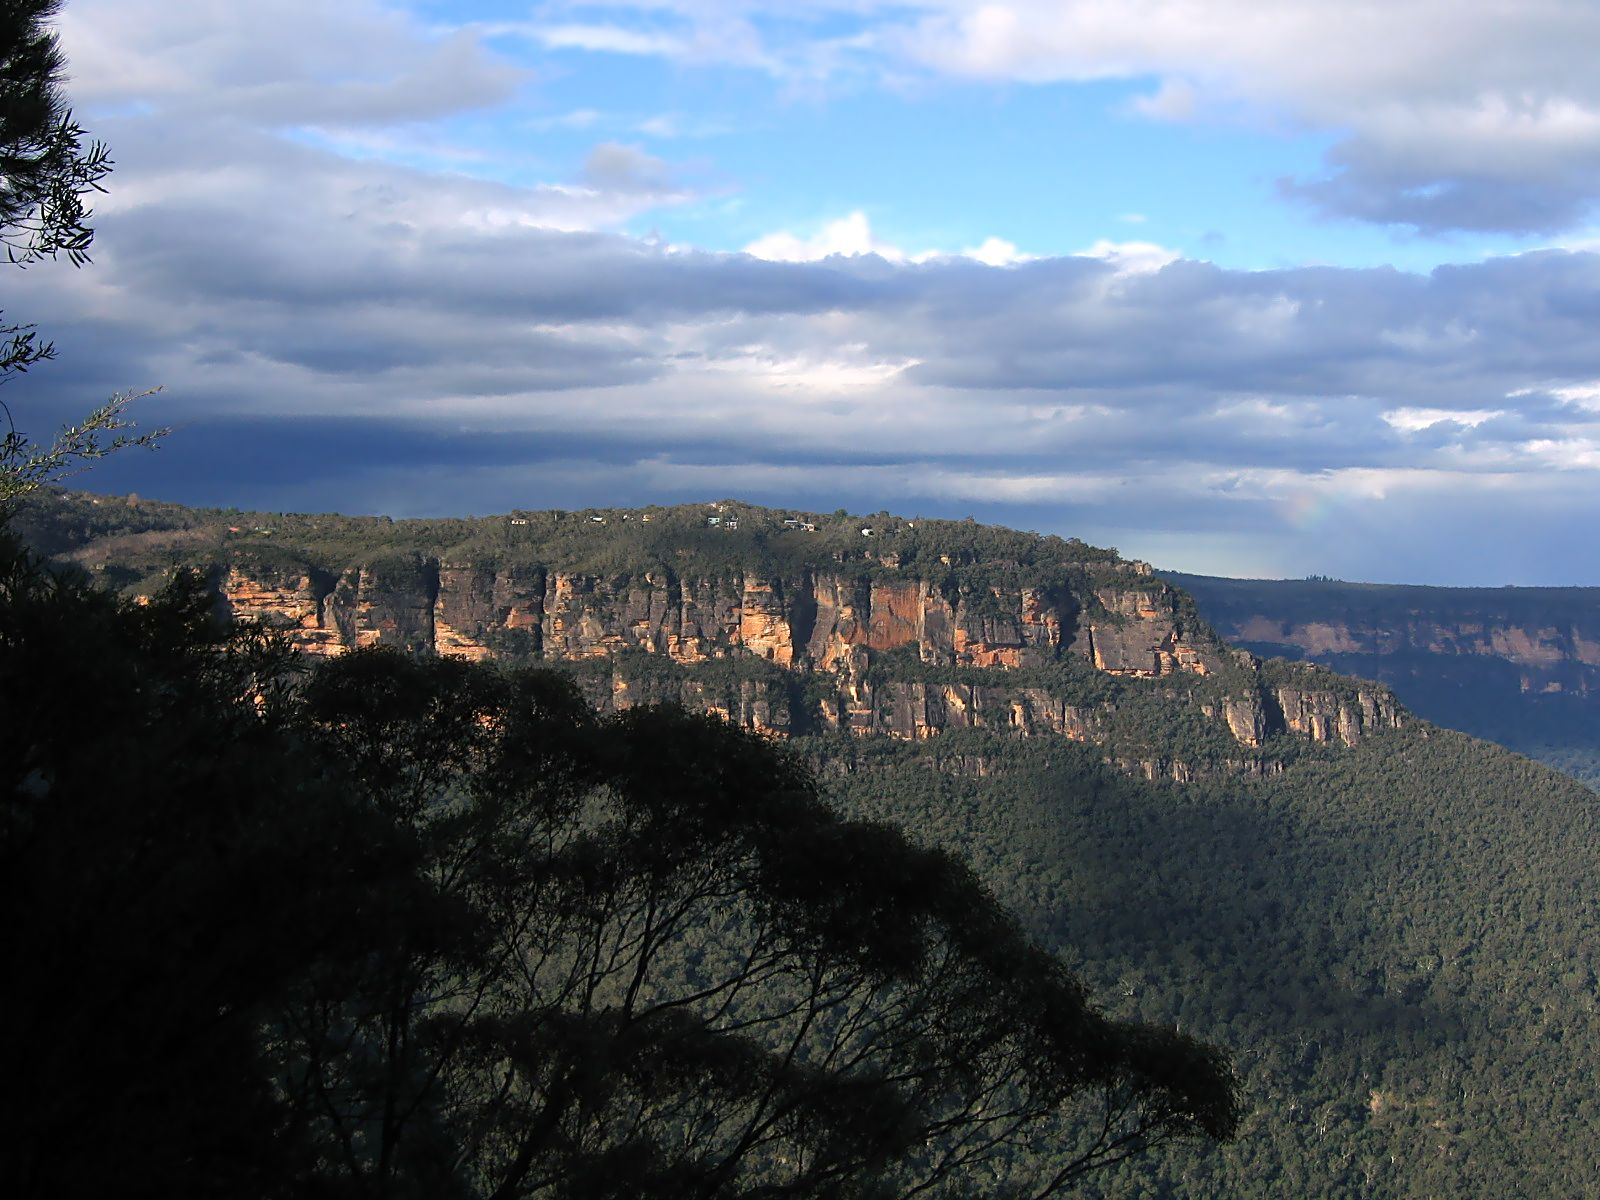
[
  {"left": 1281, "top": 160, "right": 1600, "bottom": 238},
  {"left": 23, "top": 161, "right": 1600, "bottom": 477},
  {"left": 872, "top": 253, "right": 1600, "bottom": 402},
  {"left": 13, "top": 65, "right": 1600, "bottom": 582}
]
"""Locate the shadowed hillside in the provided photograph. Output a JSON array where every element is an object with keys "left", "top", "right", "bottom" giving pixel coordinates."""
[{"left": 18, "top": 488, "right": 1600, "bottom": 1196}]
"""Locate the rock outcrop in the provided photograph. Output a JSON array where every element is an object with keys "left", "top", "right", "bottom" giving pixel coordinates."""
[
  {"left": 220, "top": 567, "right": 343, "bottom": 657},
  {"left": 225, "top": 564, "right": 1095, "bottom": 672},
  {"left": 1201, "top": 673, "right": 1400, "bottom": 749},
  {"left": 215, "top": 551, "right": 1403, "bottom": 764},
  {"left": 1083, "top": 586, "right": 1222, "bottom": 676}
]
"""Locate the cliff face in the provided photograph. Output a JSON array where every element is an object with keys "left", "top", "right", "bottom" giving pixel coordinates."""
[
  {"left": 1171, "top": 572, "right": 1600, "bottom": 785},
  {"left": 1225, "top": 612, "right": 1600, "bottom": 695},
  {"left": 216, "top": 551, "right": 1401, "bottom": 760},
  {"left": 1201, "top": 673, "right": 1404, "bottom": 748},
  {"left": 226, "top": 560, "right": 1220, "bottom": 681},
  {"left": 31, "top": 489, "right": 1402, "bottom": 772},
  {"left": 1086, "top": 584, "right": 1224, "bottom": 676},
  {"left": 221, "top": 567, "right": 343, "bottom": 656},
  {"left": 1174, "top": 574, "right": 1600, "bottom": 698}
]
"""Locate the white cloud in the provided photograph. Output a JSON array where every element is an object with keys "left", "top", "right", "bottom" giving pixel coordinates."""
[
  {"left": 743, "top": 212, "right": 1035, "bottom": 265},
  {"left": 897, "top": 1, "right": 1600, "bottom": 232},
  {"left": 532, "top": 23, "right": 690, "bottom": 58},
  {"left": 1546, "top": 381, "right": 1600, "bottom": 412},
  {"left": 1129, "top": 78, "right": 1199, "bottom": 122},
  {"left": 1382, "top": 407, "right": 1503, "bottom": 433},
  {"left": 693, "top": 348, "right": 919, "bottom": 393},
  {"left": 743, "top": 212, "right": 903, "bottom": 262},
  {"left": 960, "top": 237, "right": 1033, "bottom": 266},
  {"left": 500, "top": 1, "right": 1600, "bottom": 233},
  {"left": 1521, "top": 438, "right": 1600, "bottom": 470},
  {"left": 1076, "top": 238, "right": 1181, "bottom": 275},
  {"left": 59, "top": 0, "right": 525, "bottom": 128}
]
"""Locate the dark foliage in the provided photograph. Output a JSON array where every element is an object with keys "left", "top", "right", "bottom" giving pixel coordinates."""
[
  {"left": 825, "top": 729, "right": 1600, "bottom": 1197},
  {"left": 1, "top": 5, "right": 163, "bottom": 501},
  {"left": 1, "top": 0, "right": 112, "bottom": 381},
  {"left": 1, "top": 535, "right": 1238, "bottom": 1197},
  {"left": 0, "top": 538, "right": 397, "bottom": 1196},
  {"left": 0, "top": 0, "right": 110, "bottom": 269},
  {"left": 277, "top": 649, "right": 1239, "bottom": 1198}
]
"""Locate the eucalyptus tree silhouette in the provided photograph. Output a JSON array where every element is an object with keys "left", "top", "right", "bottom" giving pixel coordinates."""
[
  {"left": 2, "top": 537, "right": 1236, "bottom": 1197},
  {"left": 277, "top": 648, "right": 1240, "bottom": 1198}
]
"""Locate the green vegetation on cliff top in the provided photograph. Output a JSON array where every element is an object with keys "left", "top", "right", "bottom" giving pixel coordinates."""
[{"left": 14, "top": 489, "right": 1121, "bottom": 588}]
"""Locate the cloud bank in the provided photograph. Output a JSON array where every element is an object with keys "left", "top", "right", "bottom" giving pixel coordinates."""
[
  {"left": 14, "top": 0, "right": 1600, "bottom": 584},
  {"left": 20, "top": 116, "right": 1600, "bottom": 581}
]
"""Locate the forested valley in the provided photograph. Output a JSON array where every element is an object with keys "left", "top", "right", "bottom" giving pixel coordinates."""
[
  {"left": 10, "top": 491, "right": 1600, "bottom": 1197},
  {"left": 9, "top": 3, "right": 1600, "bottom": 1195}
]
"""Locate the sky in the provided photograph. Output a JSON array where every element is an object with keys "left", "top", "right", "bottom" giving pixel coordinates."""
[{"left": 14, "top": 0, "right": 1600, "bottom": 583}]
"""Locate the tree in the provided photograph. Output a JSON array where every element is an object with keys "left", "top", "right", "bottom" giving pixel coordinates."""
[
  {"left": 0, "top": 536, "right": 398, "bottom": 1197},
  {"left": 1, "top": 537, "right": 1237, "bottom": 1197},
  {"left": 1, "top": 0, "right": 161, "bottom": 503},
  {"left": 276, "top": 648, "right": 1240, "bottom": 1197}
]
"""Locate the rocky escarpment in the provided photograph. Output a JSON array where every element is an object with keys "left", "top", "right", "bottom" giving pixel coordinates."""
[
  {"left": 215, "top": 550, "right": 1402, "bottom": 761},
  {"left": 1223, "top": 609, "right": 1600, "bottom": 698},
  {"left": 1174, "top": 573, "right": 1600, "bottom": 699},
  {"left": 225, "top": 558, "right": 1221, "bottom": 677},
  {"left": 1167, "top": 571, "right": 1600, "bottom": 784},
  {"left": 1201, "top": 666, "right": 1403, "bottom": 747},
  {"left": 23, "top": 491, "right": 1403, "bottom": 774}
]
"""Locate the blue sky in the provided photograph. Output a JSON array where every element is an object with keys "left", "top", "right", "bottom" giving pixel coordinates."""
[{"left": 18, "top": 0, "right": 1600, "bottom": 583}]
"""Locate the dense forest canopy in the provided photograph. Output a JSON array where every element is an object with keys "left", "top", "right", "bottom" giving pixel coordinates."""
[
  {"left": 824, "top": 726, "right": 1600, "bottom": 1197},
  {"left": 2, "top": 531, "right": 1238, "bottom": 1197},
  {"left": 12, "top": 490, "right": 1600, "bottom": 1196}
]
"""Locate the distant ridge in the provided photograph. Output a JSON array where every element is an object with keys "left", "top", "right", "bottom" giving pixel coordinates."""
[{"left": 1171, "top": 571, "right": 1600, "bottom": 785}]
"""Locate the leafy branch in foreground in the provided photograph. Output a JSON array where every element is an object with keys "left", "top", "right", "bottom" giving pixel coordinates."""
[
  {"left": 1, "top": 318, "right": 53, "bottom": 378},
  {"left": 0, "top": 0, "right": 160, "bottom": 500},
  {"left": 0, "top": 387, "right": 166, "bottom": 504},
  {"left": 2, "top": 0, "right": 112, "bottom": 269}
]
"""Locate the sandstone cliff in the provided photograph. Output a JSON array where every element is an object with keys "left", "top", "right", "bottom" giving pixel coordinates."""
[
  {"left": 1174, "top": 573, "right": 1600, "bottom": 699},
  {"left": 1170, "top": 571, "right": 1600, "bottom": 784},
  {"left": 19, "top": 491, "right": 1405, "bottom": 776},
  {"left": 212, "top": 542, "right": 1401, "bottom": 765}
]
